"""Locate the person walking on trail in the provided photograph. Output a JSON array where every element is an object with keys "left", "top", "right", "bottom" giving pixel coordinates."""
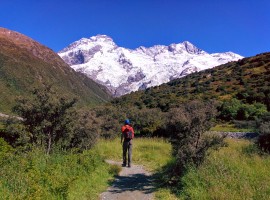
[{"left": 121, "top": 119, "right": 134, "bottom": 167}]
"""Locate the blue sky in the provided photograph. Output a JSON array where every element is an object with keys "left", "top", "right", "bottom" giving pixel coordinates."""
[{"left": 1, "top": 0, "right": 269, "bottom": 57}]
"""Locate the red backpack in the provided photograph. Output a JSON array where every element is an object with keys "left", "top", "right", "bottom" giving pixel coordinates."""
[{"left": 123, "top": 125, "right": 133, "bottom": 139}]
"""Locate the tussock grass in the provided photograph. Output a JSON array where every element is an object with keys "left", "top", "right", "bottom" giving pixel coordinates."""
[
  {"left": 2, "top": 137, "right": 269, "bottom": 199},
  {"left": 0, "top": 137, "right": 171, "bottom": 199},
  {"left": 95, "top": 137, "right": 172, "bottom": 171},
  {"left": 96, "top": 137, "right": 178, "bottom": 199},
  {"left": 175, "top": 139, "right": 270, "bottom": 200},
  {"left": 210, "top": 123, "right": 255, "bottom": 132},
  {"left": 0, "top": 138, "right": 118, "bottom": 200}
]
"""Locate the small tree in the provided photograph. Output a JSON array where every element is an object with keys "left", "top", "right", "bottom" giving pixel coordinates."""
[
  {"left": 166, "top": 100, "right": 225, "bottom": 177},
  {"left": 12, "top": 86, "right": 77, "bottom": 154},
  {"left": 70, "top": 110, "right": 100, "bottom": 151}
]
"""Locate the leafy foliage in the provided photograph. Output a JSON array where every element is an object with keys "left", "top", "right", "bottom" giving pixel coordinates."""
[
  {"left": 3, "top": 87, "right": 98, "bottom": 154},
  {"left": 0, "top": 35, "right": 111, "bottom": 113},
  {"left": 0, "top": 145, "right": 118, "bottom": 200},
  {"left": 70, "top": 110, "right": 100, "bottom": 150},
  {"left": 171, "top": 139, "right": 270, "bottom": 199},
  {"left": 257, "top": 113, "right": 270, "bottom": 153},
  {"left": 111, "top": 52, "right": 270, "bottom": 116},
  {"left": 165, "top": 101, "right": 225, "bottom": 177},
  {"left": 219, "top": 98, "right": 267, "bottom": 120}
]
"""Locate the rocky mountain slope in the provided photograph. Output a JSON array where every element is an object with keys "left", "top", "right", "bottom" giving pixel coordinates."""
[
  {"left": 111, "top": 52, "right": 270, "bottom": 112},
  {"left": 59, "top": 35, "right": 243, "bottom": 96},
  {"left": 0, "top": 28, "right": 111, "bottom": 113}
]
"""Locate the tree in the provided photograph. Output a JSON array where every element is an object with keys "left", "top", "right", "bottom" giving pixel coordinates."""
[
  {"left": 219, "top": 99, "right": 267, "bottom": 120},
  {"left": 93, "top": 105, "right": 122, "bottom": 139},
  {"left": 166, "top": 100, "right": 225, "bottom": 177},
  {"left": 11, "top": 86, "right": 79, "bottom": 154},
  {"left": 70, "top": 110, "right": 99, "bottom": 151},
  {"left": 219, "top": 98, "right": 242, "bottom": 120}
]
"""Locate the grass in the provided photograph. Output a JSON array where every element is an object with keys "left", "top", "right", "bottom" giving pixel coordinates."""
[
  {"left": 0, "top": 137, "right": 172, "bottom": 199},
  {"left": 2, "top": 136, "right": 270, "bottom": 199},
  {"left": 210, "top": 123, "right": 255, "bottom": 132},
  {"left": 96, "top": 137, "right": 177, "bottom": 199},
  {"left": 173, "top": 139, "right": 270, "bottom": 200},
  {"left": 95, "top": 137, "right": 172, "bottom": 171},
  {"left": 0, "top": 138, "right": 119, "bottom": 200}
]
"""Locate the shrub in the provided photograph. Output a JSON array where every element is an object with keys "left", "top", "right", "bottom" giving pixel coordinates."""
[
  {"left": 166, "top": 100, "right": 225, "bottom": 178},
  {"left": 219, "top": 98, "right": 268, "bottom": 120},
  {"left": 3, "top": 86, "right": 98, "bottom": 154},
  {"left": 93, "top": 105, "right": 122, "bottom": 139},
  {"left": 257, "top": 113, "right": 270, "bottom": 153},
  {"left": 69, "top": 110, "right": 99, "bottom": 151}
]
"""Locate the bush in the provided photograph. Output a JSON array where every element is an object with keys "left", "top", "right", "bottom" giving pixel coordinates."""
[
  {"left": 219, "top": 98, "right": 268, "bottom": 120},
  {"left": 166, "top": 101, "right": 225, "bottom": 178},
  {"left": 257, "top": 113, "right": 270, "bottom": 153},
  {"left": 3, "top": 86, "right": 98, "bottom": 154},
  {"left": 93, "top": 105, "right": 122, "bottom": 139},
  {"left": 70, "top": 110, "right": 99, "bottom": 151}
]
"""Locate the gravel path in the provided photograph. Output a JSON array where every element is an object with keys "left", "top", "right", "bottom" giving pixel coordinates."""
[{"left": 100, "top": 160, "right": 155, "bottom": 200}]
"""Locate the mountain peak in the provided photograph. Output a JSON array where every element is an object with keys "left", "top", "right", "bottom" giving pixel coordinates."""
[
  {"left": 0, "top": 27, "right": 66, "bottom": 67},
  {"left": 181, "top": 41, "right": 203, "bottom": 54},
  {"left": 90, "top": 34, "right": 114, "bottom": 42},
  {"left": 59, "top": 35, "right": 243, "bottom": 96},
  {"left": 168, "top": 41, "right": 204, "bottom": 55}
]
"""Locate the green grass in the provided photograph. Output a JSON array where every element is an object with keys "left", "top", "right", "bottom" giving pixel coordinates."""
[
  {"left": 174, "top": 139, "right": 270, "bottom": 200},
  {"left": 0, "top": 137, "right": 173, "bottom": 199},
  {"left": 2, "top": 136, "right": 269, "bottom": 199},
  {"left": 95, "top": 137, "right": 179, "bottom": 199},
  {"left": 0, "top": 138, "right": 119, "bottom": 200},
  {"left": 210, "top": 123, "right": 255, "bottom": 132},
  {"left": 95, "top": 137, "right": 172, "bottom": 171}
]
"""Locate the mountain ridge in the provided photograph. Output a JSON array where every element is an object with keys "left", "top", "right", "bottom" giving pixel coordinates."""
[
  {"left": 0, "top": 28, "right": 112, "bottom": 113},
  {"left": 58, "top": 35, "right": 243, "bottom": 96},
  {"left": 110, "top": 52, "right": 270, "bottom": 112}
]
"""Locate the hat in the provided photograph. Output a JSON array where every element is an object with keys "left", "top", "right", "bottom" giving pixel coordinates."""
[{"left": 124, "top": 119, "right": 130, "bottom": 125}]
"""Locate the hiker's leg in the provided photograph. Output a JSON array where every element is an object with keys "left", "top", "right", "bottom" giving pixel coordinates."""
[
  {"left": 128, "top": 142, "right": 132, "bottom": 166},
  {"left": 123, "top": 141, "right": 127, "bottom": 165}
]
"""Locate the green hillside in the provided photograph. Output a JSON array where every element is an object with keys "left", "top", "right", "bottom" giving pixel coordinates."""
[
  {"left": 112, "top": 52, "right": 270, "bottom": 111},
  {"left": 0, "top": 28, "right": 111, "bottom": 113}
]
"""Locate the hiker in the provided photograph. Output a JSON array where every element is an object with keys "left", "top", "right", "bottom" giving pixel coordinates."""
[{"left": 121, "top": 119, "right": 134, "bottom": 167}]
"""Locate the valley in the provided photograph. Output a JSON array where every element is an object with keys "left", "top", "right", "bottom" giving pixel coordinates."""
[{"left": 0, "top": 27, "right": 270, "bottom": 200}]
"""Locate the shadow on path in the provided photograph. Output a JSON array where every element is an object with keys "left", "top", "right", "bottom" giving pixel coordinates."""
[
  {"left": 108, "top": 173, "right": 154, "bottom": 194},
  {"left": 100, "top": 160, "right": 155, "bottom": 200}
]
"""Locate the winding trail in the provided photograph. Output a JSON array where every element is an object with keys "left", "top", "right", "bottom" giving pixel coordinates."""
[{"left": 100, "top": 160, "right": 155, "bottom": 200}]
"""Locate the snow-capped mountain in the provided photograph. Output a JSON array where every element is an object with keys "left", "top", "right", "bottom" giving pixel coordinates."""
[{"left": 58, "top": 35, "right": 243, "bottom": 96}]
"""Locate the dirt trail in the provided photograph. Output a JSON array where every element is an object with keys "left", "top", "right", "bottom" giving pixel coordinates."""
[
  {"left": 0, "top": 112, "right": 23, "bottom": 120},
  {"left": 100, "top": 160, "right": 155, "bottom": 200}
]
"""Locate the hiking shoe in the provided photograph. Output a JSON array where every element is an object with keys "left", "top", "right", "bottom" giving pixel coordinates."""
[
  {"left": 122, "top": 163, "right": 126, "bottom": 167},
  {"left": 128, "top": 165, "right": 131, "bottom": 168}
]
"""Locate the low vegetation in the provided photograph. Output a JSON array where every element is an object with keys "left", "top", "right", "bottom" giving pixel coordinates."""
[
  {"left": 0, "top": 137, "right": 171, "bottom": 199},
  {"left": 0, "top": 138, "right": 119, "bottom": 200},
  {"left": 166, "top": 101, "right": 225, "bottom": 178},
  {"left": 257, "top": 113, "right": 270, "bottom": 153},
  {"left": 96, "top": 137, "right": 172, "bottom": 171},
  {"left": 1, "top": 50, "right": 270, "bottom": 199},
  {"left": 2, "top": 86, "right": 99, "bottom": 154},
  {"left": 0, "top": 33, "right": 111, "bottom": 113},
  {"left": 177, "top": 139, "right": 270, "bottom": 200},
  {"left": 111, "top": 52, "right": 270, "bottom": 116}
]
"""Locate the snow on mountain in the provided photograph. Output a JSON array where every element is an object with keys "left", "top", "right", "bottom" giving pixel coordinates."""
[{"left": 58, "top": 35, "right": 243, "bottom": 96}]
